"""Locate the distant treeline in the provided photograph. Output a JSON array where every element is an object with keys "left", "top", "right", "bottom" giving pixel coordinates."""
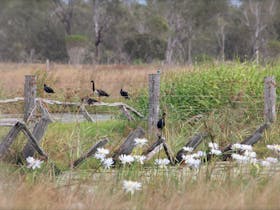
[{"left": 0, "top": 0, "right": 280, "bottom": 65}]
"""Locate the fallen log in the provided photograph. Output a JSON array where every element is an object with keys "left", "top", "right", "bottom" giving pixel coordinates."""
[
  {"left": 175, "top": 132, "right": 208, "bottom": 163},
  {"left": 22, "top": 101, "right": 53, "bottom": 159},
  {"left": 71, "top": 138, "right": 109, "bottom": 168},
  {"left": 112, "top": 127, "right": 145, "bottom": 162},
  {"left": 163, "top": 141, "right": 175, "bottom": 165},
  {"left": 0, "top": 122, "right": 48, "bottom": 160},
  {"left": 39, "top": 98, "right": 144, "bottom": 118},
  {"left": 221, "top": 123, "right": 270, "bottom": 161},
  {"left": 0, "top": 122, "right": 25, "bottom": 159},
  {"left": 142, "top": 136, "right": 165, "bottom": 161}
]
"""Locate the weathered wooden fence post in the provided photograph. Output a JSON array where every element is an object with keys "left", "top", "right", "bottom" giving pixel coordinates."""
[
  {"left": 23, "top": 75, "right": 37, "bottom": 122},
  {"left": 46, "top": 59, "right": 50, "bottom": 71},
  {"left": 148, "top": 73, "right": 161, "bottom": 135},
  {"left": 264, "top": 76, "right": 276, "bottom": 123}
]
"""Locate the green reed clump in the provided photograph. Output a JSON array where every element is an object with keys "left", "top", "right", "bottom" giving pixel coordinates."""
[{"left": 134, "top": 62, "right": 280, "bottom": 121}]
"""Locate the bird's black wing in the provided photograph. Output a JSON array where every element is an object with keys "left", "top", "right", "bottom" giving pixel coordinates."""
[{"left": 97, "top": 89, "right": 109, "bottom": 97}]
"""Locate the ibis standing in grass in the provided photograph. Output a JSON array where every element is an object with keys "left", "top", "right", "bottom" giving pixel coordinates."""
[
  {"left": 91, "top": 81, "right": 109, "bottom": 100},
  {"left": 120, "top": 88, "right": 130, "bottom": 99},
  {"left": 44, "top": 84, "right": 55, "bottom": 94}
]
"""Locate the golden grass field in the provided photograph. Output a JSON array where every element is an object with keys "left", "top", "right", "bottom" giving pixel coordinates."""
[{"left": 0, "top": 63, "right": 162, "bottom": 99}]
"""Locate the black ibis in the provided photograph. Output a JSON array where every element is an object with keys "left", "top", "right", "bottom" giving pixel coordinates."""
[
  {"left": 44, "top": 84, "right": 55, "bottom": 94},
  {"left": 91, "top": 81, "right": 109, "bottom": 98},
  {"left": 120, "top": 88, "right": 130, "bottom": 99},
  {"left": 157, "top": 112, "right": 166, "bottom": 130}
]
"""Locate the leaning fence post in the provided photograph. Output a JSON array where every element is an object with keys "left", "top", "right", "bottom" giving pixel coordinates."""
[
  {"left": 23, "top": 75, "right": 37, "bottom": 122},
  {"left": 264, "top": 76, "right": 276, "bottom": 123},
  {"left": 148, "top": 73, "right": 161, "bottom": 135}
]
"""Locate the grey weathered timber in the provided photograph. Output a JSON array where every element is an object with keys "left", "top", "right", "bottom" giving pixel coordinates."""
[
  {"left": 71, "top": 138, "right": 109, "bottom": 168},
  {"left": 175, "top": 132, "right": 208, "bottom": 163},
  {"left": 121, "top": 105, "right": 135, "bottom": 121},
  {"left": 112, "top": 127, "right": 145, "bottom": 161},
  {"left": 163, "top": 141, "right": 175, "bottom": 165},
  {"left": 22, "top": 101, "right": 53, "bottom": 158},
  {"left": 148, "top": 73, "right": 160, "bottom": 135},
  {"left": 46, "top": 59, "right": 50, "bottom": 71},
  {"left": 220, "top": 123, "right": 270, "bottom": 161},
  {"left": 142, "top": 136, "right": 165, "bottom": 156},
  {"left": 24, "top": 75, "right": 37, "bottom": 122},
  {"left": 0, "top": 122, "right": 25, "bottom": 159},
  {"left": 80, "top": 104, "right": 95, "bottom": 122},
  {"left": 264, "top": 76, "right": 276, "bottom": 123},
  {"left": 142, "top": 136, "right": 165, "bottom": 161},
  {"left": 0, "top": 122, "right": 48, "bottom": 160},
  {"left": 20, "top": 123, "right": 48, "bottom": 159}
]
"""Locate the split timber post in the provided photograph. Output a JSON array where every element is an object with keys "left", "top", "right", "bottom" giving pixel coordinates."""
[
  {"left": 264, "top": 76, "right": 276, "bottom": 123},
  {"left": 23, "top": 75, "right": 37, "bottom": 122},
  {"left": 148, "top": 73, "right": 161, "bottom": 135}
]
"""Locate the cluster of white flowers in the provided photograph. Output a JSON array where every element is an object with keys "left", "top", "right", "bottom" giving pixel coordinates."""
[
  {"left": 231, "top": 143, "right": 253, "bottom": 151},
  {"left": 154, "top": 158, "right": 170, "bottom": 168},
  {"left": 182, "top": 154, "right": 201, "bottom": 169},
  {"left": 267, "top": 144, "right": 280, "bottom": 153},
  {"left": 119, "top": 154, "right": 135, "bottom": 165},
  {"left": 123, "top": 180, "right": 142, "bottom": 194},
  {"left": 208, "top": 142, "right": 222, "bottom": 156},
  {"left": 26, "top": 156, "right": 43, "bottom": 170},
  {"left": 94, "top": 148, "right": 110, "bottom": 160},
  {"left": 231, "top": 144, "right": 279, "bottom": 167},
  {"left": 259, "top": 157, "right": 278, "bottom": 167},
  {"left": 134, "top": 138, "right": 148, "bottom": 147},
  {"left": 94, "top": 147, "right": 114, "bottom": 169}
]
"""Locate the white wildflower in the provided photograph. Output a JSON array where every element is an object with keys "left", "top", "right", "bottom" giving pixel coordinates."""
[
  {"left": 123, "top": 180, "right": 142, "bottom": 195},
  {"left": 26, "top": 156, "right": 43, "bottom": 170},
  {"left": 210, "top": 149, "right": 222, "bottom": 156},
  {"left": 97, "top": 147, "right": 110, "bottom": 155},
  {"left": 94, "top": 153, "right": 106, "bottom": 161},
  {"left": 134, "top": 138, "right": 148, "bottom": 147},
  {"left": 183, "top": 147, "right": 194, "bottom": 152},
  {"left": 119, "top": 154, "right": 134, "bottom": 165},
  {"left": 244, "top": 150, "right": 256, "bottom": 158},
  {"left": 231, "top": 144, "right": 252, "bottom": 151},
  {"left": 94, "top": 147, "right": 110, "bottom": 160},
  {"left": 267, "top": 144, "right": 280, "bottom": 152},
  {"left": 260, "top": 160, "right": 271, "bottom": 167},
  {"left": 133, "top": 155, "right": 146, "bottom": 164},
  {"left": 183, "top": 155, "right": 201, "bottom": 169},
  {"left": 155, "top": 158, "right": 170, "bottom": 168},
  {"left": 208, "top": 142, "right": 219, "bottom": 150},
  {"left": 102, "top": 158, "right": 114, "bottom": 169},
  {"left": 265, "top": 157, "right": 278, "bottom": 164},
  {"left": 231, "top": 143, "right": 242, "bottom": 150},
  {"left": 231, "top": 153, "right": 250, "bottom": 164}
]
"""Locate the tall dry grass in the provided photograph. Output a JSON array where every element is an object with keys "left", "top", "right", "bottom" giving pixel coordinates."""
[
  {"left": 0, "top": 165, "right": 280, "bottom": 210},
  {"left": 0, "top": 63, "right": 162, "bottom": 99}
]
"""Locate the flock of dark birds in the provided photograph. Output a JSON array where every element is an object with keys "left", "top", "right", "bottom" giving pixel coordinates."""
[
  {"left": 43, "top": 81, "right": 165, "bottom": 131},
  {"left": 43, "top": 80, "right": 130, "bottom": 100}
]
